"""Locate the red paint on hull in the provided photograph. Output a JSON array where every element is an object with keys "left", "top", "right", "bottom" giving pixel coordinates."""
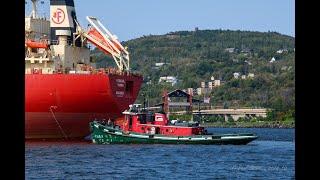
[{"left": 25, "top": 74, "right": 143, "bottom": 139}]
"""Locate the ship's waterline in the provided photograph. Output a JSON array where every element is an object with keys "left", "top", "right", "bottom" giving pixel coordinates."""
[{"left": 25, "top": 74, "right": 142, "bottom": 139}]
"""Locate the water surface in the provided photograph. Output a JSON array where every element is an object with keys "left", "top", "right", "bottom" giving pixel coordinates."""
[{"left": 26, "top": 128, "right": 295, "bottom": 179}]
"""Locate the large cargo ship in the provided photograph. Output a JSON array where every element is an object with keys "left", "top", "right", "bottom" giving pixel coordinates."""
[{"left": 25, "top": 0, "right": 143, "bottom": 140}]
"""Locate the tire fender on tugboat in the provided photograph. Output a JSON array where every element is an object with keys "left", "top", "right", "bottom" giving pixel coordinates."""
[
  {"left": 170, "top": 128, "right": 175, "bottom": 133},
  {"left": 150, "top": 127, "right": 155, "bottom": 134}
]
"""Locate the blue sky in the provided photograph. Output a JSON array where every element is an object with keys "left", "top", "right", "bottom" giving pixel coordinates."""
[{"left": 27, "top": 0, "right": 295, "bottom": 42}]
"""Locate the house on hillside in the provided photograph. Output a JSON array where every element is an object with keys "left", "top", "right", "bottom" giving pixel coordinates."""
[
  {"left": 214, "top": 79, "right": 221, "bottom": 87},
  {"left": 270, "top": 57, "right": 276, "bottom": 62},
  {"left": 159, "top": 76, "right": 180, "bottom": 86},
  {"left": 196, "top": 77, "right": 224, "bottom": 95},
  {"left": 197, "top": 87, "right": 211, "bottom": 95},
  {"left": 224, "top": 48, "right": 236, "bottom": 53},
  {"left": 247, "top": 73, "right": 255, "bottom": 79},
  {"left": 233, "top": 72, "right": 241, "bottom": 79},
  {"left": 244, "top": 58, "right": 252, "bottom": 65},
  {"left": 155, "top": 62, "right": 170, "bottom": 67},
  {"left": 280, "top": 66, "right": 293, "bottom": 71},
  {"left": 241, "top": 49, "right": 253, "bottom": 55},
  {"left": 276, "top": 48, "right": 288, "bottom": 54}
]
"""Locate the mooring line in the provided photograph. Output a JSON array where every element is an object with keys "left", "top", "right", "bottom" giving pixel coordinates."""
[{"left": 50, "top": 106, "right": 68, "bottom": 140}]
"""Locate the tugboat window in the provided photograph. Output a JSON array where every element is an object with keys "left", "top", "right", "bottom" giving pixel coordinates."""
[
  {"left": 129, "top": 116, "right": 133, "bottom": 126},
  {"left": 139, "top": 115, "right": 146, "bottom": 124}
]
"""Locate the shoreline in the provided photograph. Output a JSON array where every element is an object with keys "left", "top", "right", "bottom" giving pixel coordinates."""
[{"left": 201, "top": 122, "right": 295, "bottom": 129}]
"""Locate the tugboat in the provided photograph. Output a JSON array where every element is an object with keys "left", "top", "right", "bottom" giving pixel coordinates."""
[{"left": 89, "top": 104, "right": 258, "bottom": 145}]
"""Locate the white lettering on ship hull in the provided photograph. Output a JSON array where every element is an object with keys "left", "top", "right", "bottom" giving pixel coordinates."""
[
  {"left": 116, "top": 91, "right": 124, "bottom": 97},
  {"left": 116, "top": 79, "right": 125, "bottom": 88},
  {"left": 116, "top": 79, "right": 125, "bottom": 83}
]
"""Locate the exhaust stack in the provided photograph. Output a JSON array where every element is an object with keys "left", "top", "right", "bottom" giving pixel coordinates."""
[{"left": 49, "top": 0, "right": 80, "bottom": 46}]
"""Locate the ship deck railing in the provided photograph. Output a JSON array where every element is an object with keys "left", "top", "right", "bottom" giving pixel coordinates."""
[{"left": 26, "top": 67, "right": 142, "bottom": 76}]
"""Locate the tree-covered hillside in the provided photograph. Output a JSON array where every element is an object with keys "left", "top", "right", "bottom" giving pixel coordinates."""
[{"left": 91, "top": 29, "right": 295, "bottom": 121}]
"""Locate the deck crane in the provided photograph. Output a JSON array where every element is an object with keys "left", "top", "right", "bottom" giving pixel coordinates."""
[{"left": 74, "top": 16, "right": 130, "bottom": 73}]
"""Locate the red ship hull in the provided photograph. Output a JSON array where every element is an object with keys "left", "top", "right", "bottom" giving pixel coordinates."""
[{"left": 25, "top": 73, "right": 143, "bottom": 139}]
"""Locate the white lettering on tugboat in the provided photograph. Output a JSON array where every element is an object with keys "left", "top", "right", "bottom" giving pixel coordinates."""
[
  {"left": 155, "top": 115, "right": 163, "bottom": 121},
  {"left": 94, "top": 135, "right": 104, "bottom": 138}
]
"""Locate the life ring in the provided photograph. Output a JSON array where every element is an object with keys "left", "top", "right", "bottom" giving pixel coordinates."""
[
  {"left": 33, "top": 68, "right": 39, "bottom": 74},
  {"left": 98, "top": 68, "right": 104, "bottom": 74},
  {"left": 81, "top": 65, "right": 93, "bottom": 71}
]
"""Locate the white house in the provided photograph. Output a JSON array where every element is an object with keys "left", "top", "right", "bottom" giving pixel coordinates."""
[
  {"left": 276, "top": 49, "right": 288, "bottom": 54},
  {"left": 159, "top": 76, "right": 179, "bottom": 86},
  {"left": 270, "top": 57, "right": 276, "bottom": 62},
  {"left": 277, "top": 49, "right": 283, "bottom": 54},
  {"left": 233, "top": 72, "right": 241, "bottom": 79},
  {"left": 155, "top": 62, "right": 170, "bottom": 67},
  {"left": 247, "top": 73, "right": 255, "bottom": 79},
  {"left": 225, "top": 48, "right": 236, "bottom": 53}
]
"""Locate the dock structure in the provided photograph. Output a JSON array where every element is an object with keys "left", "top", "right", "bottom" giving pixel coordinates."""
[
  {"left": 154, "top": 89, "right": 201, "bottom": 121},
  {"left": 155, "top": 89, "right": 267, "bottom": 122},
  {"left": 175, "top": 108, "right": 268, "bottom": 121}
]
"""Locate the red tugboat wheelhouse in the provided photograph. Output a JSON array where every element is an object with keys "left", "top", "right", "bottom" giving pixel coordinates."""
[{"left": 25, "top": 0, "right": 143, "bottom": 140}]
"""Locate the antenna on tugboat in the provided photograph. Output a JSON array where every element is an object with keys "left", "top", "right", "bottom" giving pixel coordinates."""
[
  {"left": 162, "top": 87, "right": 168, "bottom": 117},
  {"left": 141, "top": 93, "right": 146, "bottom": 110}
]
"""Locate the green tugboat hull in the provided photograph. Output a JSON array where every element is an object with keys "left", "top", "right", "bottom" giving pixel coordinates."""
[{"left": 90, "top": 121, "right": 258, "bottom": 145}]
